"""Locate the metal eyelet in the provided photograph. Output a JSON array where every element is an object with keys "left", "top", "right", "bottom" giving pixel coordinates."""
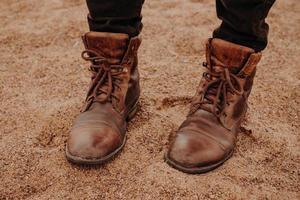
[{"left": 123, "top": 68, "right": 128, "bottom": 73}]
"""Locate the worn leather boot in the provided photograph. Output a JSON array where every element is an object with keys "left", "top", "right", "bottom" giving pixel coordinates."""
[
  {"left": 66, "top": 32, "right": 141, "bottom": 165},
  {"left": 165, "top": 38, "right": 262, "bottom": 173}
]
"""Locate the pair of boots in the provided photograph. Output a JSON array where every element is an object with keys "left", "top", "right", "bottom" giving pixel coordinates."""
[{"left": 65, "top": 32, "right": 261, "bottom": 174}]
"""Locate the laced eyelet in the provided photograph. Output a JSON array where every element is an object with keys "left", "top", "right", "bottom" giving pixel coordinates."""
[
  {"left": 123, "top": 68, "right": 128, "bottom": 73},
  {"left": 81, "top": 49, "right": 124, "bottom": 111},
  {"left": 191, "top": 63, "right": 243, "bottom": 118}
]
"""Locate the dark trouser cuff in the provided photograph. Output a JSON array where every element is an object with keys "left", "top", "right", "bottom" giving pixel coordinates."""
[
  {"left": 87, "top": 15, "right": 143, "bottom": 37},
  {"left": 86, "top": 0, "right": 144, "bottom": 37},
  {"left": 213, "top": 0, "right": 276, "bottom": 52},
  {"left": 213, "top": 23, "right": 268, "bottom": 52}
]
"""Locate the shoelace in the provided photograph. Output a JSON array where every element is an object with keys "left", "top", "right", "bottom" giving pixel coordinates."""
[
  {"left": 189, "top": 62, "right": 244, "bottom": 117},
  {"left": 81, "top": 49, "right": 126, "bottom": 112}
]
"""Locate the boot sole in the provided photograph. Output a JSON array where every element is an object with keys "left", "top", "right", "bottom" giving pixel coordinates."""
[
  {"left": 65, "top": 101, "right": 139, "bottom": 165},
  {"left": 164, "top": 149, "right": 234, "bottom": 174}
]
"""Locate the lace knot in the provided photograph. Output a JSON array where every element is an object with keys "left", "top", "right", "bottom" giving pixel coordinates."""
[
  {"left": 189, "top": 63, "right": 244, "bottom": 117},
  {"left": 80, "top": 49, "right": 125, "bottom": 112}
]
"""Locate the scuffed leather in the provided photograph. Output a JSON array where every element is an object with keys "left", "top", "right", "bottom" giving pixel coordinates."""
[
  {"left": 167, "top": 38, "right": 261, "bottom": 168},
  {"left": 67, "top": 32, "right": 141, "bottom": 160}
]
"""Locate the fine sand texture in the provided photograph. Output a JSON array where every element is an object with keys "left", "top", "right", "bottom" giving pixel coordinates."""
[{"left": 0, "top": 0, "right": 299, "bottom": 199}]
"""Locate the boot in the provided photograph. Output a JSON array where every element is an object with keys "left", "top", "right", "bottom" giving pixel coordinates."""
[
  {"left": 66, "top": 32, "right": 141, "bottom": 165},
  {"left": 165, "top": 38, "right": 262, "bottom": 173}
]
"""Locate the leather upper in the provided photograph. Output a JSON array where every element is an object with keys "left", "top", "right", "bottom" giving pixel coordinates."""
[
  {"left": 167, "top": 38, "right": 261, "bottom": 167},
  {"left": 67, "top": 32, "right": 141, "bottom": 160}
]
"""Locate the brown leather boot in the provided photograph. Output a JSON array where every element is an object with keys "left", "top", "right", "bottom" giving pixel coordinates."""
[
  {"left": 66, "top": 32, "right": 141, "bottom": 165},
  {"left": 165, "top": 38, "right": 262, "bottom": 173}
]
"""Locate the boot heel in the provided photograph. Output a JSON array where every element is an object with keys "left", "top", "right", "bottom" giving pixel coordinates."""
[{"left": 127, "top": 102, "right": 139, "bottom": 121}]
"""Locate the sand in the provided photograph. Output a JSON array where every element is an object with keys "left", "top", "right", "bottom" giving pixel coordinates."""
[{"left": 0, "top": 0, "right": 299, "bottom": 199}]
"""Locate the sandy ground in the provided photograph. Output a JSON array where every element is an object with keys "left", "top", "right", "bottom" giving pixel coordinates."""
[{"left": 0, "top": 0, "right": 299, "bottom": 199}]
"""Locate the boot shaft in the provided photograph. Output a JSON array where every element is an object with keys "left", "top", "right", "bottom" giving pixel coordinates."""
[
  {"left": 192, "top": 38, "right": 262, "bottom": 130},
  {"left": 81, "top": 32, "right": 141, "bottom": 114}
]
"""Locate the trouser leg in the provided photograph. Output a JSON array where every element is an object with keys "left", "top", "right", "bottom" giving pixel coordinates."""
[
  {"left": 213, "top": 0, "right": 276, "bottom": 51},
  {"left": 86, "top": 0, "right": 145, "bottom": 37}
]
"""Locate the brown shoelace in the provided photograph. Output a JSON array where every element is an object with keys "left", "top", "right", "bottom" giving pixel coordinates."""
[
  {"left": 189, "top": 62, "right": 244, "bottom": 117},
  {"left": 81, "top": 49, "right": 125, "bottom": 112}
]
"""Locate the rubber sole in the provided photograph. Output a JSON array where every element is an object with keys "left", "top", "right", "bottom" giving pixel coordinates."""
[
  {"left": 65, "top": 101, "right": 139, "bottom": 165},
  {"left": 164, "top": 149, "right": 234, "bottom": 174}
]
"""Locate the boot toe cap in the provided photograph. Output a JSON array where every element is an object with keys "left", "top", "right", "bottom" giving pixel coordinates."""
[
  {"left": 67, "top": 125, "right": 122, "bottom": 161},
  {"left": 167, "top": 132, "right": 229, "bottom": 168}
]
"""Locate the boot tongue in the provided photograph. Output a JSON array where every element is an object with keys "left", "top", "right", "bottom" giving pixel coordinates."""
[
  {"left": 210, "top": 38, "right": 255, "bottom": 73},
  {"left": 83, "top": 32, "right": 129, "bottom": 64},
  {"left": 82, "top": 32, "right": 129, "bottom": 105},
  {"left": 196, "top": 39, "right": 255, "bottom": 114}
]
